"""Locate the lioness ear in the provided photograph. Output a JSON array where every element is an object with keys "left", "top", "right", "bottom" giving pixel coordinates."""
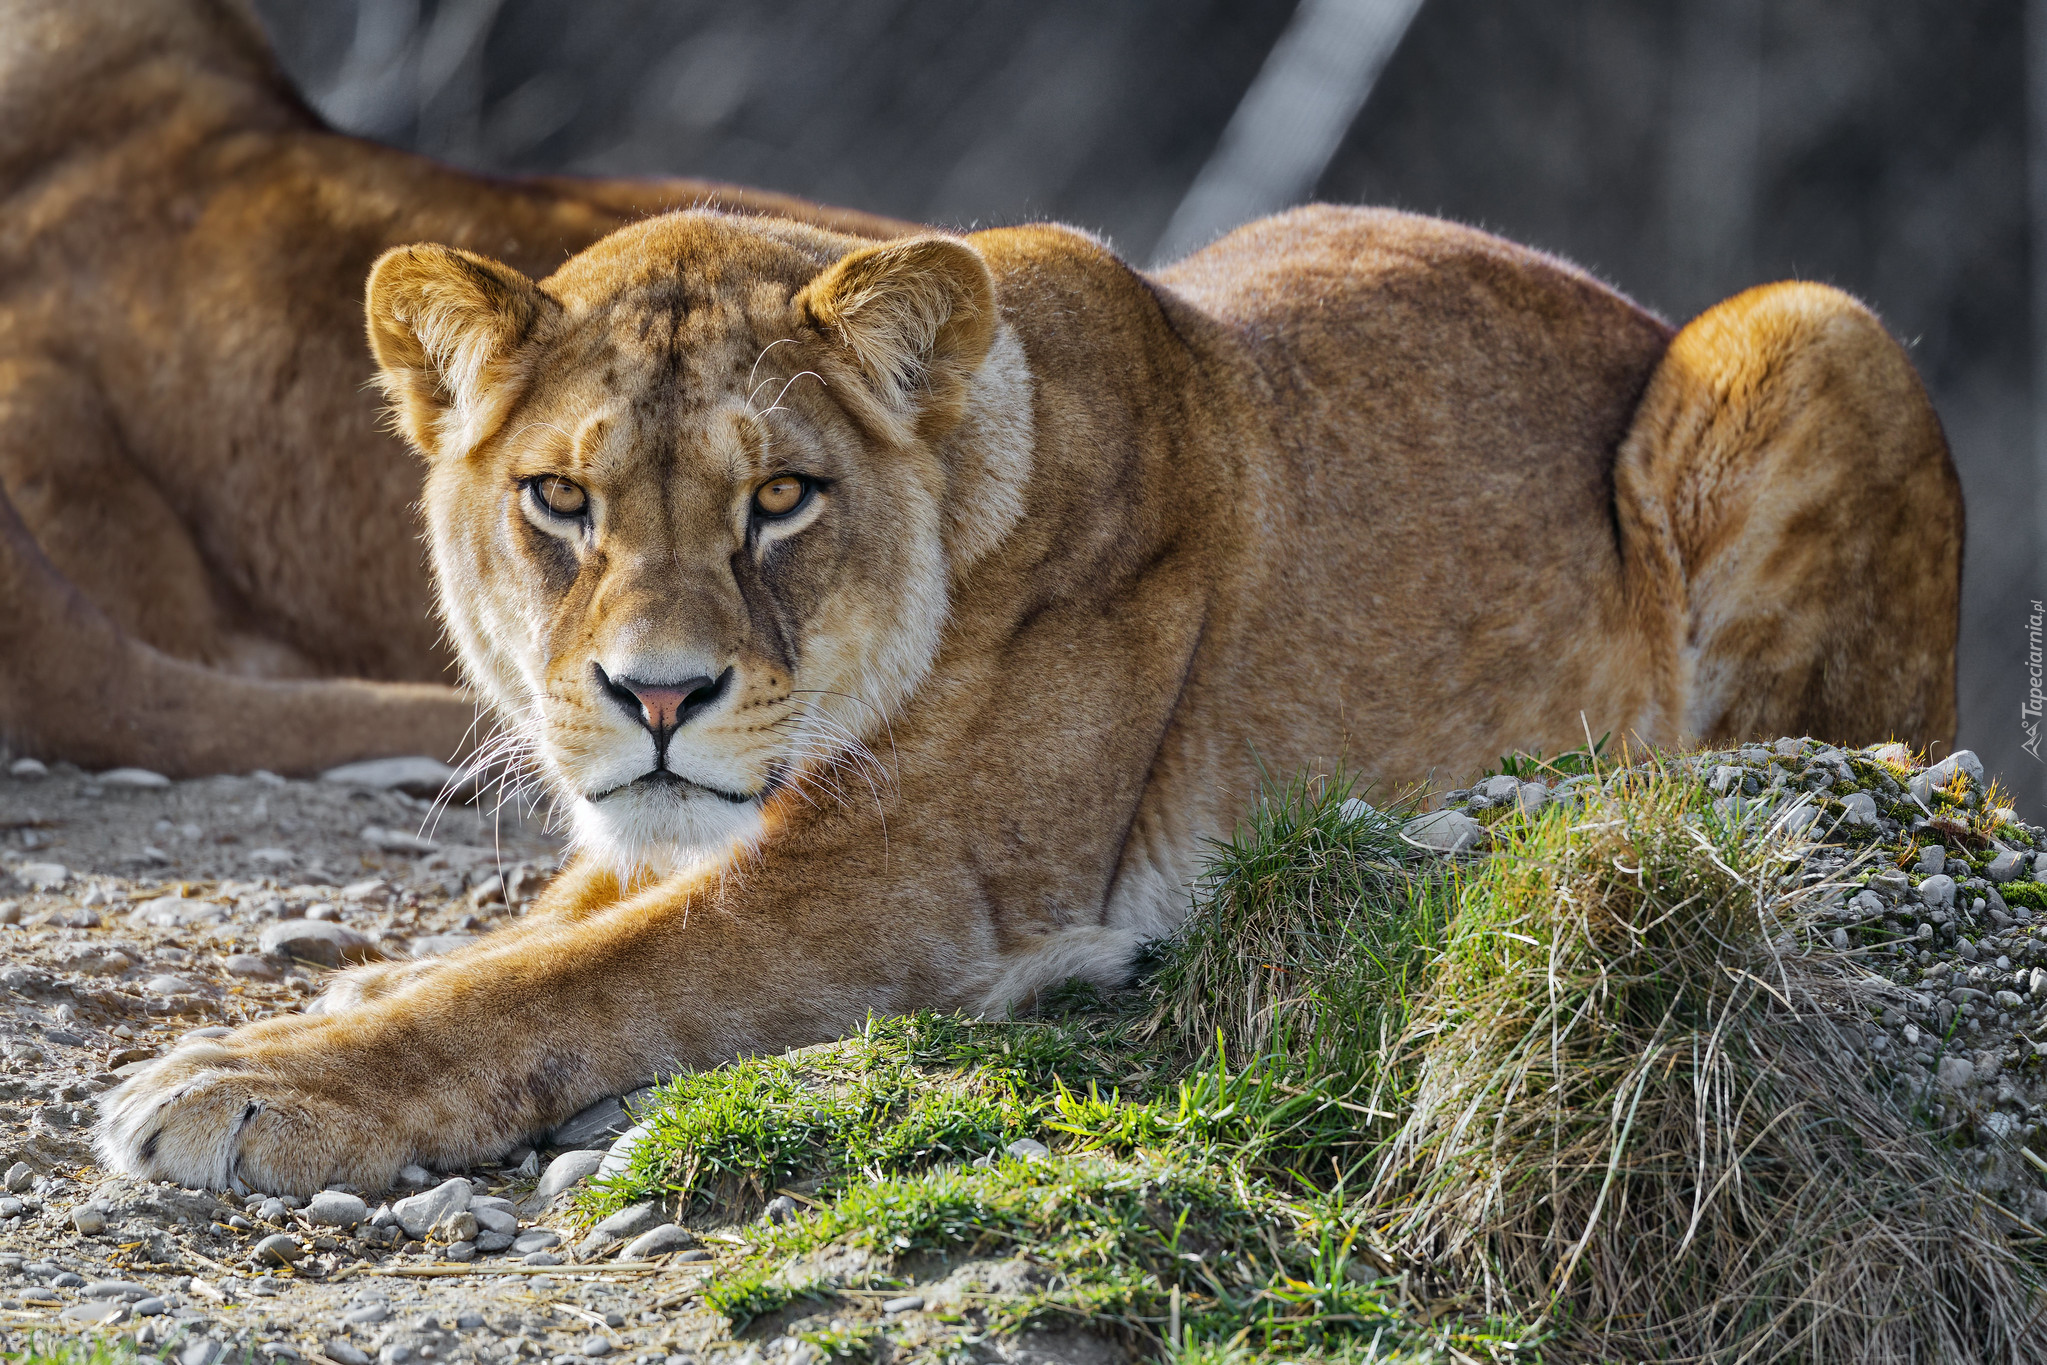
[
  {"left": 797, "top": 236, "right": 997, "bottom": 443},
  {"left": 366, "top": 244, "right": 556, "bottom": 458}
]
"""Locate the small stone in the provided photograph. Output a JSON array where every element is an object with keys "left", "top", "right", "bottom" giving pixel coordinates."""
[
  {"left": 255, "top": 1232, "right": 304, "bottom": 1265},
  {"left": 522, "top": 1251, "right": 562, "bottom": 1267},
  {"left": 393, "top": 1177, "right": 472, "bottom": 1240},
  {"left": 443, "top": 1240, "right": 478, "bottom": 1262},
  {"left": 1840, "top": 792, "right": 1878, "bottom": 826},
  {"left": 1987, "top": 850, "right": 2025, "bottom": 883},
  {"left": 182, "top": 1338, "right": 225, "bottom": 1365},
  {"left": 395, "top": 1164, "right": 433, "bottom": 1188},
  {"left": 320, "top": 756, "right": 458, "bottom": 797},
  {"left": 4, "top": 1162, "right": 30, "bottom": 1193},
  {"left": 433, "top": 1210, "right": 479, "bottom": 1243},
  {"left": 134, "top": 1296, "right": 167, "bottom": 1316},
  {"left": 1938, "top": 1056, "right": 1976, "bottom": 1091},
  {"left": 473, "top": 1204, "right": 517, "bottom": 1235},
  {"left": 61, "top": 1300, "right": 127, "bottom": 1324},
  {"left": 1337, "top": 797, "right": 1375, "bottom": 822},
  {"left": 327, "top": 1343, "right": 373, "bottom": 1365},
  {"left": 224, "top": 954, "right": 282, "bottom": 981},
  {"left": 1005, "top": 1137, "right": 1051, "bottom": 1161},
  {"left": 2030, "top": 968, "right": 2047, "bottom": 998},
  {"left": 130, "top": 897, "right": 228, "bottom": 928},
  {"left": 14, "top": 862, "right": 69, "bottom": 891},
  {"left": 597, "top": 1121, "right": 654, "bottom": 1182},
  {"left": 345, "top": 1303, "right": 391, "bottom": 1325},
  {"left": 762, "top": 1195, "right": 798, "bottom": 1224},
  {"left": 1918, "top": 874, "right": 1956, "bottom": 909},
  {"left": 8, "top": 758, "right": 47, "bottom": 778},
  {"left": 581, "top": 1336, "right": 614, "bottom": 1357},
  {"left": 51, "top": 1271, "right": 85, "bottom": 1287},
  {"left": 531, "top": 1150, "right": 606, "bottom": 1208},
  {"left": 1996, "top": 990, "right": 2024, "bottom": 1010},
  {"left": 260, "top": 918, "right": 378, "bottom": 968},
  {"left": 476, "top": 1229, "right": 515, "bottom": 1252},
  {"left": 307, "top": 1190, "right": 368, "bottom": 1229},
  {"left": 70, "top": 1205, "right": 106, "bottom": 1234},
  {"left": 678, "top": 1248, "right": 714, "bottom": 1262},
  {"left": 882, "top": 1296, "right": 924, "bottom": 1314},
  {"left": 1514, "top": 781, "right": 1548, "bottom": 815},
  {"left": 99, "top": 767, "right": 171, "bottom": 787},
  {"left": 549, "top": 1096, "right": 631, "bottom": 1149},
  {"left": 1917, "top": 845, "right": 1947, "bottom": 875},
  {"left": 578, "top": 1201, "right": 662, "bottom": 1257},
  {"left": 512, "top": 1229, "right": 560, "bottom": 1254},
  {"left": 81, "top": 1280, "right": 151, "bottom": 1300},
  {"left": 1829, "top": 927, "right": 1849, "bottom": 950},
  {"left": 1401, "top": 809, "right": 1484, "bottom": 854},
  {"left": 622, "top": 1223, "right": 692, "bottom": 1258},
  {"left": 258, "top": 1196, "right": 288, "bottom": 1223},
  {"left": 145, "top": 974, "right": 200, "bottom": 996}
]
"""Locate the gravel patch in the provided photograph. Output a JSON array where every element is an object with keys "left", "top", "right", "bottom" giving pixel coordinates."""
[{"left": 1416, "top": 738, "right": 2047, "bottom": 1225}]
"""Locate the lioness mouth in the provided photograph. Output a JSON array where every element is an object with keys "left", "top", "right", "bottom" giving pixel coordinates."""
[{"left": 592, "top": 770, "right": 759, "bottom": 805}]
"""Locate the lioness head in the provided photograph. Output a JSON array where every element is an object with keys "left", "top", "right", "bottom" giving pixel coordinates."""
[{"left": 365, "top": 213, "right": 1033, "bottom": 873}]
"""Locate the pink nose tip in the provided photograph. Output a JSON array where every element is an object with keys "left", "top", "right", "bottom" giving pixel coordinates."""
[{"left": 619, "top": 674, "right": 713, "bottom": 732}]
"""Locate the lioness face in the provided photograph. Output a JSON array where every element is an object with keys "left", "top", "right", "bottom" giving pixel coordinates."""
[{"left": 367, "top": 216, "right": 1028, "bottom": 873}]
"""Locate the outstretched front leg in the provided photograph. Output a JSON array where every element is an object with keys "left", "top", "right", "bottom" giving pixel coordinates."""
[{"left": 95, "top": 861, "right": 981, "bottom": 1194}]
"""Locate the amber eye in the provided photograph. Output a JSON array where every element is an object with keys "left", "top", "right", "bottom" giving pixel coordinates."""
[
  {"left": 753, "top": 475, "right": 808, "bottom": 518},
  {"left": 530, "top": 476, "right": 587, "bottom": 517}
]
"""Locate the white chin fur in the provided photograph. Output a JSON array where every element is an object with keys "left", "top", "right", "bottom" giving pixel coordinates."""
[{"left": 569, "top": 784, "right": 764, "bottom": 877}]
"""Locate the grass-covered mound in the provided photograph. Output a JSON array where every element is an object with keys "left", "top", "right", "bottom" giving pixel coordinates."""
[{"left": 583, "top": 748, "right": 2047, "bottom": 1364}]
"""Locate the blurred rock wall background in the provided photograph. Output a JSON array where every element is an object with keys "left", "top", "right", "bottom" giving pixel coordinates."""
[{"left": 249, "top": 0, "right": 2036, "bottom": 806}]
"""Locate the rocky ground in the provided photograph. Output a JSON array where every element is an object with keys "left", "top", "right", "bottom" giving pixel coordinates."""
[
  {"left": 1408, "top": 738, "right": 2047, "bottom": 1224},
  {"left": 0, "top": 759, "right": 760, "bottom": 1365},
  {"left": 1, "top": 739, "right": 2045, "bottom": 1365}
]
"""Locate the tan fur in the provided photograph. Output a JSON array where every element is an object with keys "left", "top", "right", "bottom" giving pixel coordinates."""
[
  {"left": 0, "top": 0, "right": 910, "bottom": 777},
  {"left": 96, "top": 205, "right": 1959, "bottom": 1194}
]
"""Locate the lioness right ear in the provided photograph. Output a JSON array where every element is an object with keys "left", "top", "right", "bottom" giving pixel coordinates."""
[{"left": 366, "top": 244, "right": 556, "bottom": 459}]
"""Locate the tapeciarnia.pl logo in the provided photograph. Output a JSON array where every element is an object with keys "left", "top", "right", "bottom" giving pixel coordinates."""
[{"left": 2027, "top": 599, "right": 2045, "bottom": 760}]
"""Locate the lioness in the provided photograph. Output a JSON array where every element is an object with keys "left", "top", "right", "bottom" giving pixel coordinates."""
[
  {"left": 98, "top": 205, "right": 1958, "bottom": 1192},
  {"left": 0, "top": 0, "right": 906, "bottom": 777}
]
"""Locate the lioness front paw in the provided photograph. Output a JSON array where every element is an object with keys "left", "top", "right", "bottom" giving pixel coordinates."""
[{"left": 94, "top": 1032, "right": 412, "bottom": 1195}]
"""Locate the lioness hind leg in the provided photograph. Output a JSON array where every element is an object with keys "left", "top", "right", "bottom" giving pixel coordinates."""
[{"left": 1614, "top": 281, "right": 1961, "bottom": 749}]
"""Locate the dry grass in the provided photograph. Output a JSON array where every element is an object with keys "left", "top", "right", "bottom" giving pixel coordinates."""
[{"left": 1364, "top": 757, "right": 2047, "bottom": 1362}]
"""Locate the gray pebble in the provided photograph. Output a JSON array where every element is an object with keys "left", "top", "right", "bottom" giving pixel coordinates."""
[
  {"left": 513, "top": 1229, "right": 561, "bottom": 1254},
  {"left": 622, "top": 1223, "right": 692, "bottom": 1258},
  {"left": 1918, "top": 874, "right": 1956, "bottom": 909},
  {"left": 134, "top": 1296, "right": 166, "bottom": 1316},
  {"left": 392, "top": 1177, "right": 471, "bottom": 1240},
  {"left": 476, "top": 1229, "right": 515, "bottom": 1252},
  {"left": 882, "top": 1296, "right": 924, "bottom": 1314},
  {"left": 762, "top": 1194, "right": 798, "bottom": 1224},
  {"left": 530, "top": 1150, "right": 605, "bottom": 1208},
  {"left": 254, "top": 1232, "right": 303, "bottom": 1265},
  {"left": 344, "top": 1304, "right": 391, "bottom": 1325},
  {"left": 523, "top": 1251, "right": 563, "bottom": 1267},
  {"left": 69, "top": 1206, "right": 105, "bottom": 1235},
  {"left": 443, "top": 1240, "right": 477, "bottom": 1262},
  {"left": 307, "top": 1189, "right": 367, "bottom": 1229},
  {"left": 581, "top": 1336, "right": 614, "bottom": 1357},
  {"left": 326, "top": 1344, "right": 372, "bottom": 1365},
  {"left": 1401, "top": 809, "right": 1484, "bottom": 854},
  {"left": 1918, "top": 845, "right": 1947, "bottom": 876},
  {"left": 258, "top": 919, "right": 376, "bottom": 969}
]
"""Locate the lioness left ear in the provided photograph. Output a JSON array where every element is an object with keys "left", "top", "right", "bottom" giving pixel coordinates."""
[
  {"left": 796, "top": 236, "right": 997, "bottom": 444},
  {"left": 365, "top": 244, "right": 558, "bottom": 459}
]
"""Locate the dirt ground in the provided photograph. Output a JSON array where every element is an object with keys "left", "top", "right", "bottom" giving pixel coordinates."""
[{"left": 0, "top": 759, "right": 772, "bottom": 1365}]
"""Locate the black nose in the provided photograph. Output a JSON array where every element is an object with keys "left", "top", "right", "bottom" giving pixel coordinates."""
[{"left": 596, "top": 666, "right": 732, "bottom": 737}]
